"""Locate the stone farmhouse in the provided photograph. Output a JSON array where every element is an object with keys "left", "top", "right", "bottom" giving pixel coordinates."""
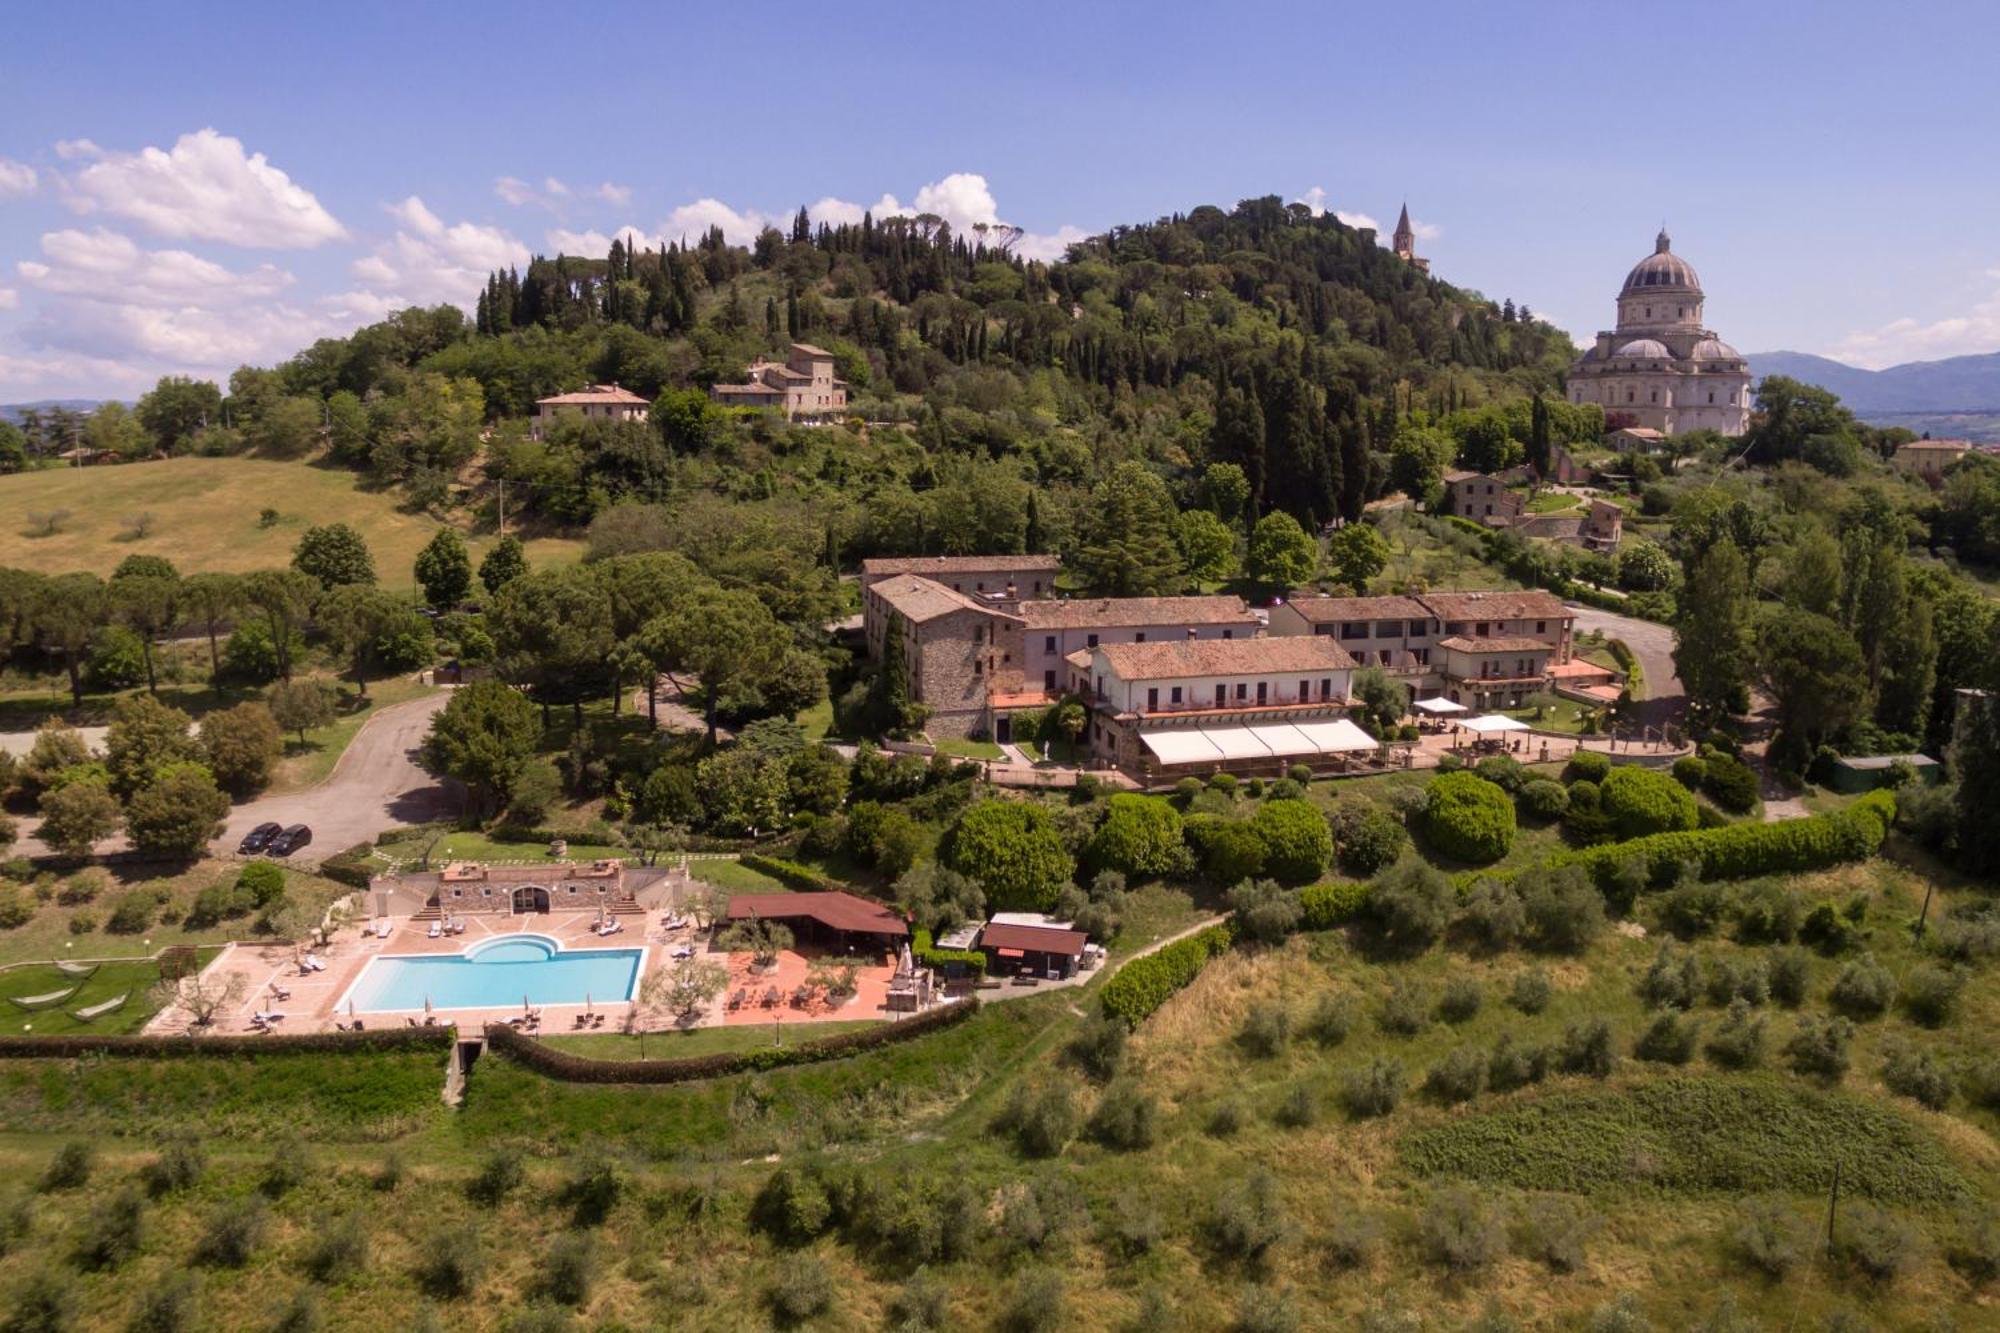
[
  {"left": 707, "top": 342, "right": 849, "bottom": 420},
  {"left": 1446, "top": 470, "right": 1525, "bottom": 527},
  {"left": 863, "top": 574, "right": 1026, "bottom": 739},
  {"left": 531, "top": 383, "right": 649, "bottom": 438},
  {"left": 1890, "top": 439, "right": 1975, "bottom": 486}
]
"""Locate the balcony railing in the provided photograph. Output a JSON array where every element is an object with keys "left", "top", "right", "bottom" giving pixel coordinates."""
[{"left": 1130, "top": 692, "right": 1351, "bottom": 717}]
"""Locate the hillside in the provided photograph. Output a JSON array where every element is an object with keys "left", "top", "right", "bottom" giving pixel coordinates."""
[
  {"left": 0, "top": 456, "right": 580, "bottom": 587},
  {"left": 1749, "top": 348, "right": 2000, "bottom": 415}
]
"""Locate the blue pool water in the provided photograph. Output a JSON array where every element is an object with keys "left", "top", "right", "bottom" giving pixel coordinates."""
[{"left": 342, "top": 934, "right": 644, "bottom": 1012}]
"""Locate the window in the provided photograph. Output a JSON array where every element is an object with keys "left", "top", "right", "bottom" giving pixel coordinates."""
[
  {"left": 1044, "top": 635, "right": 1056, "bottom": 654},
  {"left": 1409, "top": 620, "right": 1427, "bottom": 638},
  {"left": 1134, "top": 632, "right": 1146, "bottom": 643},
  {"left": 1086, "top": 633, "right": 1099, "bottom": 648},
  {"left": 1235, "top": 683, "right": 1247, "bottom": 701},
  {"left": 1341, "top": 622, "right": 1367, "bottom": 640},
  {"left": 1215, "top": 684, "right": 1227, "bottom": 707},
  {"left": 1319, "top": 677, "right": 1331, "bottom": 700},
  {"left": 1222, "top": 629, "right": 1233, "bottom": 640},
  {"left": 1414, "top": 648, "right": 1429, "bottom": 666},
  {"left": 1475, "top": 623, "right": 1489, "bottom": 636},
  {"left": 1170, "top": 686, "right": 1182, "bottom": 704},
  {"left": 974, "top": 582, "right": 984, "bottom": 592},
  {"left": 1299, "top": 679, "right": 1310, "bottom": 701},
  {"left": 1379, "top": 651, "right": 1392, "bottom": 666},
  {"left": 973, "top": 626, "right": 984, "bottom": 644},
  {"left": 1043, "top": 669, "right": 1056, "bottom": 690},
  {"left": 1256, "top": 681, "right": 1268, "bottom": 704},
  {"left": 1536, "top": 620, "right": 1546, "bottom": 633},
  {"left": 973, "top": 659, "right": 982, "bottom": 676},
  {"left": 1146, "top": 687, "right": 1158, "bottom": 711}
]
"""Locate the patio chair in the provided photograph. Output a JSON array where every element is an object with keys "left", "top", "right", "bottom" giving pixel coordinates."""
[
  {"left": 428, "top": 921, "right": 443, "bottom": 939},
  {"left": 590, "top": 1013, "right": 605, "bottom": 1028}
]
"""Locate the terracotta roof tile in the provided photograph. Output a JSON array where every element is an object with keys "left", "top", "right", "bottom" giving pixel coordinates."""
[
  {"left": 1018, "top": 595, "right": 1255, "bottom": 630},
  {"left": 1281, "top": 594, "right": 1431, "bottom": 622},
  {"left": 536, "top": 384, "right": 650, "bottom": 406},
  {"left": 860, "top": 554, "right": 1061, "bottom": 577},
  {"left": 868, "top": 575, "right": 1020, "bottom": 625},
  {"left": 980, "top": 922, "right": 1087, "bottom": 955},
  {"left": 1094, "top": 636, "right": 1355, "bottom": 678},
  {"left": 725, "top": 891, "right": 908, "bottom": 938},
  {"left": 1419, "top": 589, "right": 1571, "bottom": 622},
  {"left": 1437, "top": 635, "right": 1553, "bottom": 653}
]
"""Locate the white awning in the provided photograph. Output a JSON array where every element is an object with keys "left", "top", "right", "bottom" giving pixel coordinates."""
[
  {"left": 1413, "top": 696, "right": 1469, "bottom": 715},
  {"left": 1244, "top": 723, "right": 1320, "bottom": 757},
  {"left": 1293, "top": 718, "right": 1378, "bottom": 753},
  {"left": 1202, "top": 726, "right": 1273, "bottom": 760},
  {"left": 1461, "top": 713, "right": 1531, "bottom": 734},
  {"left": 1140, "top": 730, "right": 1224, "bottom": 765}
]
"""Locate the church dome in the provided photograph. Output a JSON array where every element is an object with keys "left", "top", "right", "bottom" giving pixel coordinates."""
[
  {"left": 1691, "top": 336, "right": 1740, "bottom": 361},
  {"left": 1621, "top": 229, "right": 1702, "bottom": 294},
  {"left": 1615, "top": 338, "right": 1672, "bottom": 360}
]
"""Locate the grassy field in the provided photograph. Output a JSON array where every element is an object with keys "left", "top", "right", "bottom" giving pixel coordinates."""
[
  {"left": 537, "top": 1019, "right": 881, "bottom": 1061},
  {"left": 0, "top": 456, "right": 581, "bottom": 588},
  {"left": 932, "top": 735, "right": 1005, "bottom": 760},
  {"left": 0, "top": 956, "right": 207, "bottom": 1035}
]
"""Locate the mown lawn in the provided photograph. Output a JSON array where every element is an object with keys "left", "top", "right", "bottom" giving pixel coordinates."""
[{"left": 0, "top": 955, "right": 210, "bottom": 1035}]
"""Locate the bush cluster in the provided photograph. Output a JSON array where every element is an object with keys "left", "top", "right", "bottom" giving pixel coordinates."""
[
  {"left": 1422, "top": 772, "right": 1516, "bottom": 864},
  {"left": 1549, "top": 791, "right": 1893, "bottom": 891}
]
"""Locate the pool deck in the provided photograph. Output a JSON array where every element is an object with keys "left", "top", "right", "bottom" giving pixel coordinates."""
[{"left": 146, "top": 908, "right": 910, "bottom": 1037}]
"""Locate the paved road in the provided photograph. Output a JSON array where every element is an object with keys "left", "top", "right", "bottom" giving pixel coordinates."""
[
  {"left": 13, "top": 692, "right": 457, "bottom": 863},
  {"left": 1569, "top": 604, "right": 1685, "bottom": 729},
  {"left": 217, "top": 691, "right": 458, "bottom": 860}
]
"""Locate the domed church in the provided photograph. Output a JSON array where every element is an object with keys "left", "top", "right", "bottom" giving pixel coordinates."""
[{"left": 1566, "top": 230, "right": 1751, "bottom": 436}]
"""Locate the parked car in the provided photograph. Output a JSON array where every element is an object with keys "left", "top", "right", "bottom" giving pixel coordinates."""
[
  {"left": 238, "top": 821, "right": 283, "bottom": 854},
  {"left": 268, "top": 824, "right": 313, "bottom": 856}
]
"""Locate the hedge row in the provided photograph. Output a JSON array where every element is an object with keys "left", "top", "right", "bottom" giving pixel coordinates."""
[
  {"left": 318, "top": 842, "right": 376, "bottom": 889},
  {"left": 1300, "top": 880, "right": 1373, "bottom": 929},
  {"left": 739, "top": 853, "right": 850, "bottom": 894},
  {"left": 911, "top": 926, "right": 986, "bottom": 977},
  {"left": 482, "top": 999, "right": 979, "bottom": 1084},
  {"left": 1099, "top": 924, "right": 1235, "bottom": 1029},
  {"left": 0, "top": 1026, "right": 454, "bottom": 1061},
  {"left": 1549, "top": 790, "right": 1893, "bottom": 891}
]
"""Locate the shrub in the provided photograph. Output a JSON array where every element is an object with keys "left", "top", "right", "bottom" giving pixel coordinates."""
[
  {"left": 269, "top": 1292, "right": 322, "bottom": 1333},
  {"left": 1474, "top": 754, "right": 1526, "bottom": 792},
  {"left": 73, "top": 1184, "right": 145, "bottom": 1270},
  {"left": 468, "top": 1149, "right": 523, "bottom": 1205},
  {"left": 1424, "top": 1047, "right": 1487, "bottom": 1104},
  {"left": 1207, "top": 1099, "right": 1247, "bottom": 1138},
  {"left": 5, "top": 1269, "right": 75, "bottom": 1333},
  {"left": 1084, "top": 794, "right": 1186, "bottom": 879},
  {"left": 1969, "top": 1057, "right": 2000, "bottom": 1113},
  {"left": 1378, "top": 979, "right": 1430, "bottom": 1036},
  {"left": 1088, "top": 1082, "right": 1158, "bottom": 1151},
  {"left": 305, "top": 1214, "right": 369, "bottom": 1283},
  {"left": 1369, "top": 860, "right": 1454, "bottom": 952},
  {"left": 1438, "top": 977, "right": 1482, "bottom": 1024},
  {"left": 1208, "top": 1169, "right": 1289, "bottom": 1264},
  {"left": 1829, "top": 954, "right": 1895, "bottom": 1019},
  {"left": 1519, "top": 865, "right": 1605, "bottom": 954},
  {"left": 1519, "top": 778, "right": 1569, "bottom": 821},
  {"left": 1238, "top": 1002, "right": 1292, "bottom": 1058},
  {"left": 1637, "top": 945, "right": 1700, "bottom": 1010},
  {"left": 994, "top": 1082, "right": 1078, "bottom": 1158},
  {"left": 997, "top": 1267, "right": 1065, "bottom": 1333},
  {"left": 1784, "top": 1014, "right": 1853, "bottom": 1081},
  {"left": 1701, "top": 752, "right": 1760, "bottom": 814},
  {"left": 1235, "top": 1288, "right": 1301, "bottom": 1333},
  {"left": 261, "top": 1140, "right": 308, "bottom": 1198},
  {"left": 890, "top": 1269, "right": 951, "bottom": 1330},
  {"left": 1672, "top": 755, "right": 1707, "bottom": 788},
  {"left": 1298, "top": 879, "right": 1371, "bottom": 928},
  {"left": 1420, "top": 1186, "right": 1505, "bottom": 1271},
  {"left": 1303, "top": 993, "right": 1356, "bottom": 1046},
  {"left": 1323, "top": 1210, "right": 1381, "bottom": 1270},
  {"left": 1601, "top": 765, "right": 1700, "bottom": 840},
  {"left": 1199, "top": 819, "right": 1269, "bottom": 884},
  {"left": 1900, "top": 963, "right": 1962, "bottom": 1028},
  {"left": 416, "top": 1228, "right": 481, "bottom": 1299},
  {"left": 560, "top": 1151, "right": 623, "bottom": 1226},
  {"left": 1802, "top": 899, "right": 1863, "bottom": 954},
  {"left": 1486, "top": 1033, "right": 1548, "bottom": 1092},
  {"left": 1554, "top": 791, "right": 1894, "bottom": 892},
  {"left": 195, "top": 1196, "right": 267, "bottom": 1267},
  {"left": 236, "top": 860, "right": 286, "bottom": 907},
  {"left": 1731, "top": 880, "right": 1801, "bottom": 943},
  {"left": 1837, "top": 1203, "right": 1921, "bottom": 1283},
  {"left": 1343, "top": 1059, "right": 1405, "bottom": 1118},
  {"left": 939, "top": 800, "right": 1074, "bottom": 912},
  {"left": 105, "top": 890, "right": 156, "bottom": 934},
  {"left": 1563, "top": 750, "right": 1610, "bottom": 784},
  {"left": 39, "top": 1141, "right": 93, "bottom": 1192},
  {"left": 1329, "top": 802, "right": 1408, "bottom": 877},
  {"left": 1555, "top": 1019, "right": 1615, "bottom": 1078},
  {"left": 142, "top": 1134, "right": 204, "bottom": 1197},
  {"left": 1251, "top": 799, "right": 1333, "bottom": 883},
  {"left": 1065, "top": 1015, "right": 1127, "bottom": 1082},
  {"left": 1768, "top": 948, "right": 1811, "bottom": 1006},
  {"left": 1099, "top": 924, "right": 1232, "bottom": 1028},
  {"left": 1519, "top": 1196, "right": 1600, "bottom": 1273},
  {"left": 542, "top": 1231, "right": 596, "bottom": 1306},
  {"left": 1228, "top": 878, "right": 1301, "bottom": 945},
  {"left": 1879, "top": 1041, "right": 1954, "bottom": 1110},
  {"left": 1703, "top": 957, "right": 1768, "bottom": 1007},
  {"left": 1947, "top": 1208, "right": 2000, "bottom": 1286},
  {"left": 1704, "top": 1000, "right": 1767, "bottom": 1070},
  {"left": 751, "top": 1167, "right": 834, "bottom": 1245},
  {"left": 1657, "top": 877, "right": 1728, "bottom": 938},
  {"left": 1273, "top": 1080, "right": 1318, "bottom": 1128},
  {"left": 1634, "top": 1011, "right": 1699, "bottom": 1065},
  {"left": 1509, "top": 969, "right": 1553, "bottom": 1014},
  {"left": 1422, "top": 772, "right": 1515, "bottom": 864},
  {"left": 1733, "top": 1197, "right": 1808, "bottom": 1277},
  {"left": 1459, "top": 878, "right": 1524, "bottom": 951}
]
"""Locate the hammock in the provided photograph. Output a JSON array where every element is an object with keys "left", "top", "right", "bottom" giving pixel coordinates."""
[
  {"left": 6, "top": 985, "right": 80, "bottom": 1012},
  {"left": 54, "top": 960, "right": 99, "bottom": 978},
  {"left": 66, "top": 992, "right": 130, "bottom": 1023}
]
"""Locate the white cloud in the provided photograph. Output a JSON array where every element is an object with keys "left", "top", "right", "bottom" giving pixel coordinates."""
[
  {"left": 0, "top": 349, "right": 159, "bottom": 400},
  {"left": 662, "top": 197, "right": 776, "bottom": 246},
  {"left": 0, "top": 159, "right": 36, "bottom": 197},
  {"left": 545, "top": 224, "right": 655, "bottom": 255},
  {"left": 0, "top": 288, "right": 17, "bottom": 311},
  {"left": 1827, "top": 267, "right": 2000, "bottom": 369},
  {"left": 18, "top": 228, "right": 293, "bottom": 305},
  {"left": 1296, "top": 187, "right": 1438, "bottom": 242},
  {"left": 53, "top": 139, "right": 100, "bottom": 161},
  {"left": 495, "top": 174, "right": 633, "bottom": 212},
  {"left": 62, "top": 128, "right": 345, "bottom": 248},
  {"left": 349, "top": 195, "right": 530, "bottom": 308},
  {"left": 1410, "top": 219, "right": 1442, "bottom": 241}
]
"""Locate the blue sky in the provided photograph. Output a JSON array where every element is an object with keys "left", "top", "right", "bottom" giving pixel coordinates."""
[{"left": 2, "top": 0, "right": 1995, "bottom": 400}]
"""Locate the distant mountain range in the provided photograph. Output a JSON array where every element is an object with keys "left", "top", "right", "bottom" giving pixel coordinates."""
[
  {"left": 1747, "top": 350, "right": 2000, "bottom": 416},
  {"left": 0, "top": 399, "right": 114, "bottom": 425}
]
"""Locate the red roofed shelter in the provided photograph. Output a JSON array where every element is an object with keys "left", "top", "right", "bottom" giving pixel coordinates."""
[
  {"left": 978, "top": 922, "right": 1088, "bottom": 980},
  {"left": 724, "top": 892, "right": 909, "bottom": 951}
]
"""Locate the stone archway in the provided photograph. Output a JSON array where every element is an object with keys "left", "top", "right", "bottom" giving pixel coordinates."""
[{"left": 512, "top": 885, "right": 550, "bottom": 915}]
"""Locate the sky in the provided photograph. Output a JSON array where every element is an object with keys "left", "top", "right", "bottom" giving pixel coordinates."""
[{"left": 2, "top": 0, "right": 1996, "bottom": 401}]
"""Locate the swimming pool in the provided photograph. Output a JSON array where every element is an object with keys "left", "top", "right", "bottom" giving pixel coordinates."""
[{"left": 339, "top": 934, "right": 646, "bottom": 1013}]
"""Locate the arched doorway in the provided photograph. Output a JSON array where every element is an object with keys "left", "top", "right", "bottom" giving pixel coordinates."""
[{"left": 511, "top": 885, "right": 550, "bottom": 915}]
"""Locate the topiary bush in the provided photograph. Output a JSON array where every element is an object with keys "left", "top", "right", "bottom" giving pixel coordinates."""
[
  {"left": 1422, "top": 772, "right": 1516, "bottom": 864},
  {"left": 1672, "top": 755, "right": 1707, "bottom": 789},
  {"left": 1600, "top": 766, "right": 1699, "bottom": 840},
  {"left": 1700, "top": 752, "right": 1761, "bottom": 814},
  {"left": 1563, "top": 750, "right": 1610, "bottom": 784},
  {"left": 1250, "top": 799, "right": 1333, "bottom": 883},
  {"left": 1519, "top": 778, "right": 1569, "bottom": 822},
  {"left": 1083, "top": 794, "right": 1186, "bottom": 879}
]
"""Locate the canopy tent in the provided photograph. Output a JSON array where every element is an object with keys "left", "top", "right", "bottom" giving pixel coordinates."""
[
  {"left": 1413, "top": 697, "right": 1469, "bottom": 716},
  {"left": 1292, "top": 718, "right": 1378, "bottom": 753},
  {"left": 1460, "top": 713, "right": 1531, "bottom": 734},
  {"left": 1140, "top": 730, "right": 1224, "bottom": 765}
]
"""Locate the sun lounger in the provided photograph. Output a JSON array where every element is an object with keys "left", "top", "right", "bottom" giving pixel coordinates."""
[
  {"left": 306, "top": 955, "right": 327, "bottom": 972},
  {"left": 253, "top": 1010, "right": 285, "bottom": 1024},
  {"left": 428, "top": 922, "right": 443, "bottom": 939},
  {"left": 268, "top": 984, "right": 291, "bottom": 1001},
  {"left": 7, "top": 985, "right": 80, "bottom": 1012},
  {"left": 66, "top": 991, "right": 130, "bottom": 1023}
]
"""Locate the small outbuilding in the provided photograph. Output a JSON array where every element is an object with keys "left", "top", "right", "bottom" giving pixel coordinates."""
[
  {"left": 978, "top": 920, "right": 1088, "bottom": 980},
  {"left": 1823, "top": 753, "right": 1943, "bottom": 794},
  {"left": 724, "top": 891, "right": 910, "bottom": 950}
]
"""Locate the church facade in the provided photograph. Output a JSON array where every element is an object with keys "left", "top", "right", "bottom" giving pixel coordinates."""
[{"left": 1566, "top": 230, "right": 1751, "bottom": 437}]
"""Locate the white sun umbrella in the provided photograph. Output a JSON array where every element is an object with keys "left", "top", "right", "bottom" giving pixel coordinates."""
[
  {"left": 523, "top": 993, "right": 533, "bottom": 1016},
  {"left": 424, "top": 993, "right": 433, "bottom": 1017},
  {"left": 585, "top": 990, "right": 593, "bottom": 1017},
  {"left": 1461, "top": 714, "right": 1530, "bottom": 734},
  {"left": 1413, "top": 697, "right": 1469, "bottom": 716}
]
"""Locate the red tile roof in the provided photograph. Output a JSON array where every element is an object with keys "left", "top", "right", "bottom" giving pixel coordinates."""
[
  {"left": 1095, "top": 636, "right": 1356, "bottom": 678},
  {"left": 1019, "top": 595, "right": 1256, "bottom": 630},
  {"left": 725, "top": 891, "right": 909, "bottom": 938},
  {"left": 537, "top": 384, "right": 650, "bottom": 406},
  {"left": 980, "top": 922, "right": 1087, "bottom": 956},
  {"left": 1438, "top": 635, "right": 1553, "bottom": 653},
  {"left": 1420, "top": 590, "right": 1571, "bottom": 622}
]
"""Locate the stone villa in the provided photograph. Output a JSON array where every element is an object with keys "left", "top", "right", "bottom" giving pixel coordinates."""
[
  {"left": 531, "top": 383, "right": 649, "bottom": 438},
  {"left": 707, "top": 342, "right": 849, "bottom": 420}
]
